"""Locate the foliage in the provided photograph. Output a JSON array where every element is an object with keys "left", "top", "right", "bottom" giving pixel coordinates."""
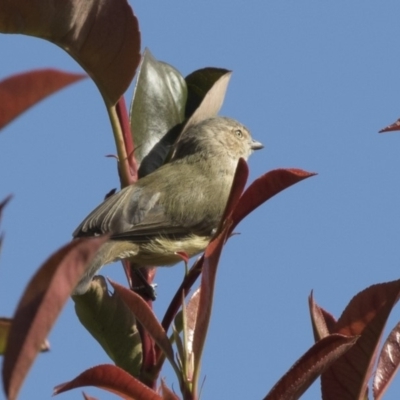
[{"left": 1, "top": 1, "right": 400, "bottom": 400}]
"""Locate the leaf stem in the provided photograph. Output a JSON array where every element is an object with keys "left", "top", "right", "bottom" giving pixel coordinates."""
[{"left": 106, "top": 103, "right": 130, "bottom": 188}]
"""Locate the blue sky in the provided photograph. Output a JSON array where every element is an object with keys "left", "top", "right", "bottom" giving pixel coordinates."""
[{"left": 2, "top": 2, "right": 400, "bottom": 399}]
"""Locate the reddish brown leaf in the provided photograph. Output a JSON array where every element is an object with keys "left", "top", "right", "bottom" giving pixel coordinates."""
[
  {"left": 192, "top": 226, "right": 231, "bottom": 387},
  {"left": 82, "top": 392, "right": 99, "bottom": 400},
  {"left": 264, "top": 334, "right": 358, "bottom": 400},
  {"left": 54, "top": 364, "right": 162, "bottom": 400},
  {"left": 0, "top": 0, "right": 141, "bottom": 105},
  {"left": 116, "top": 96, "right": 138, "bottom": 185},
  {"left": 0, "top": 195, "right": 12, "bottom": 220},
  {"left": 374, "top": 321, "right": 400, "bottom": 400},
  {"left": 0, "top": 196, "right": 12, "bottom": 253},
  {"left": 2, "top": 236, "right": 108, "bottom": 400},
  {"left": 160, "top": 379, "right": 180, "bottom": 400},
  {"left": 0, "top": 69, "right": 86, "bottom": 130},
  {"left": 160, "top": 160, "right": 249, "bottom": 338},
  {"left": 231, "top": 169, "right": 317, "bottom": 232},
  {"left": 219, "top": 158, "right": 249, "bottom": 230},
  {"left": 321, "top": 279, "right": 400, "bottom": 400},
  {"left": 109, "top": 280, "right": 176, "bottom": 370},
  {"left": 182, "top": 287, "right": 201, "bottom": 357},
  {"left": 309, "top": 292, "right": 337, "bottom": 341},
  {"left": 160, "top": 257, "right": 204, "bottom": 334},
  {"left": 175, "top": 251, "right": 190, "bottom": 265},
  {"left": 379, "top": 118, "right": 400, "bottom": 133}
]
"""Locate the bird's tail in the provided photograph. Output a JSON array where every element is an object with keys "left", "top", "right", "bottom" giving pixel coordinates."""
[{"left": 72, "top": 241, "right": 122, "bottom": 295}]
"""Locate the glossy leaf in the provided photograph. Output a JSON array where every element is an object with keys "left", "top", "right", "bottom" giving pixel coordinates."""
[
  {"left": 160, "top": 257, "right": 204, "bottom": 335},
  {"left": 192, "top": 226, "right": 231, "bottom": 390},
  {"left": 264, "top": 334, "right": 358, "bottom": 400},
  {"left": 0, "top": 195, "right": 12, "bottom": 221},
  {"left": 116, "top": 97, "right": 139, "bottom": 184},
  {"left": 2, "top": 236, "right": 108, "bottom": 400},
  {"left": 219, "top": 158, "right": 249, "bottom": 230},
  {"left": 180, "top": 70, "right": 232, "bottom": 135},
  {"left": 82, "top": 392, "right": 99, "bottom": 400},
  {"left": 185, "top": 288, "right": 201, "bottom": 354},
  {"left": 379, "top": 118, "right": 400, "bottom": 133},
  {"left": 374, "top": 321, "right": 400, "bottom": 400},
  {"left": 109, "top": 280, "right": 178, "bottom": 374},
  {"left": 130, "top": 49, "right": 187, "bottom": 177},
  {"left": 0, "top": 69, "right": 86, "bottom": 130},
  {"left": 309, "top": 292, "right": 337, "bottom": 341},
  {"left": 321, "top": 279, "right": 400, "bottom": 400},
  {"left": 0, "top": 0, "right": 141, "bottom": 105},
  {"left": 54, "top": 364, "right": 162, "bottom": 400},
  {"left": 0, "top": 195, "right": 11, "bottom": 254},
  {"left": 160, "top": 379, "right": 180, "bottom": 400},
  {"left": 73, "top": 276, "right": 142, "bottom": 377},
  {"left": 184, "top": 67, "right": 230, "bottom": 118},
  {"left": 231, "top": 168, "right": 317, "bottom": 232}
]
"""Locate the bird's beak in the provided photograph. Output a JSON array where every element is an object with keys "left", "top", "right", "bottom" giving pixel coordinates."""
[{"left": 251, "top": 139, "right": 264, "bottom": 150}]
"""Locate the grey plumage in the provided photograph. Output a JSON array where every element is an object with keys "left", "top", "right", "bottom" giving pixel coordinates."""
[{"left": 73, "top": 117, "right": 263, "bottom": 295}]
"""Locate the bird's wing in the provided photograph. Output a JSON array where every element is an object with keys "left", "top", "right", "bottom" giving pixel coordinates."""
[
  {"left": 73, "top": 186, "right": 139, "bottom": 237},
  {"left": 73, "top": 178, "right": 217, "bottom": 242}
]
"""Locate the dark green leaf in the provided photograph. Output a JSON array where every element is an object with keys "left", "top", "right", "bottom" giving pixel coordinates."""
[
  {"left": 129, "top": 49, "right": 187, "bottom": 177},
  {"left": 73, "top": 276, "right": 142, "bottom": 377}
]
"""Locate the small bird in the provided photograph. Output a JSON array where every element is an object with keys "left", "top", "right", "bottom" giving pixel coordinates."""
[{"left": 72, "top": 117, "right": 263, "bottom": 295}]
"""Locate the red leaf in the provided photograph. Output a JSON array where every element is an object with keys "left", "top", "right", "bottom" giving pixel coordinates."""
[
  {"left": 109, "top": 280, "right": 176, "bottom": 368},
  {"left": 116, "top": 97, "right": 138, "bottom": 185},
  {"left": 374, "top": 321, "right": 400, "bottom": 400},
  {"left": 379, "top": 118, "right": 400, "bottom": 133},
  {"left": 0, "top": 195, "right": 12, "bottom": 220},
  {"left": 2, "top": 236, "right": 108, "bottom": 400},
  {"left": 264, "top": 334, "right": 358, "bottom": 400},
  {"left": 160, "top": 257, "right": 204, "bottom": 334},
  {"left": 160, "top": 379, "right": 180, "bottom": 400},
  {"left": 175, "top": 251, "right": 190, "bottom": 264},
  {"left": 0, "top": 69, "right": 86, "bottom": 130},
  {"left": 219, "top": 158, "right": 249, "bottom": 227},
  {"left": 321, "top": 279, "right": 400, "bottom": 400},
  {"left": 82, "top": 392, "right": 99, "bottom": 400},
  {"left": 0, "top": 0, "right": 141, "bottom": 105},
  {"left": 309, "top": 291, "right": 337, "bottom": 341},
  {"left": 192, "top": 226, "right": 231, "bottom": 383},
  {"left": 231, "top": 168, "right": 317, "bottom": 231},
  {"left": 54, "top": 364, "right": 162, "bottom": 400}
]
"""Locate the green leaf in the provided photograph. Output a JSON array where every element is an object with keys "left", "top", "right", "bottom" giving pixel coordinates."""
[
  {"left": 130, "top": 49, "right": 187, "bottom": 177},
  {"left": 0, "top": 0, "right": 141, "bottom": 105},
  {"left": 73, "top": 276, "right": 142, "bottom": 377}
]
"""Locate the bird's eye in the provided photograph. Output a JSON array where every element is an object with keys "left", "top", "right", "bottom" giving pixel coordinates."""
[{"left": 235, "top": 129, "right": 243, "bottom": 138}]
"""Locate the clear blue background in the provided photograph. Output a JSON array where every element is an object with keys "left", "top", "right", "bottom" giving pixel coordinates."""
[{"left": 1, "top": 2, "right": 400, "bottom": 399}]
